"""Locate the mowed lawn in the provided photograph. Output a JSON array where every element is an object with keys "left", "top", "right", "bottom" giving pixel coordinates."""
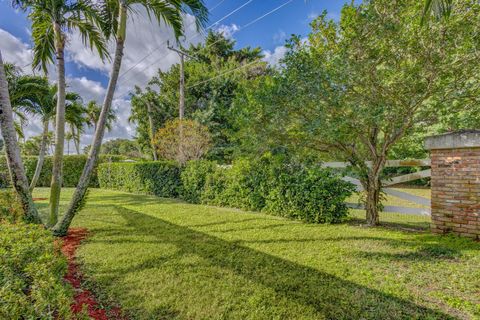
[{"left": 34, "top": 188, "right": 479, "bottom": 320}]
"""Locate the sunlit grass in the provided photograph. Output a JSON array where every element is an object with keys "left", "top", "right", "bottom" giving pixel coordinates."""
[{"left": 33, "top": 188, "right": 480, "bottom": 319}]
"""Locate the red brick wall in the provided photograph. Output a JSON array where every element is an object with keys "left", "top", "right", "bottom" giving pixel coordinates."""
[{"left": 430, "top": 148, "right": 480, "bottom": 239}]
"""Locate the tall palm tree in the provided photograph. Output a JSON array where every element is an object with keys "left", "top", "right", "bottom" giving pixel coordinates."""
[
  {"left": 29, "top": 85, "right": 82, "bottom": 191},
  {"left": 52, "top": 0, "right": 209, "bottom": 236},
  {"left": 13, "top": 0, "right": 109, "bottom": 227},
  {"left": 0, "top": 51, "right": 42, "bottom": 224}
]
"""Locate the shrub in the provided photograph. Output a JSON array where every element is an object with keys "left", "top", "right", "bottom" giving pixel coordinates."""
[
  {"left": 0, "top": 190, "right": 23, "bottom": 223},
  {"left": 98, "top": 155, "right": 355, "bottom": 224},
  {"left": 0, "top": 154, "right": 125, "bottom": 188},
  {"left": 0, "top": 222, "right": 73, "bottom": 319},
  {"left": 153, "top": 119, "right": 212, "bottom": 165},
  {"left": 98, "top": 161, "right": 182, "bottom": 197},
  {"left": 181, "top": 160, "right": 217, "bottom": 203},
  {"left": 186, "top": 155, "right": 355, "bottom": 223},
  {"left": 263, "top": 163, "right": 356, "bottom": 223}
]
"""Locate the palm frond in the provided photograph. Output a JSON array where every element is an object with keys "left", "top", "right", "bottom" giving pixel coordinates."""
[{"left": 30, "top": 10, "right": 55, "bottom": 73}]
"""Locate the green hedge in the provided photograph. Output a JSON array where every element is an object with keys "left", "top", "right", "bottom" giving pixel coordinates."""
[
  {"left": 98, "top": 161, "right": 182, "bottom": 197},
  {"left": 181, "top": 156, "right": 355, "bottom": 224},
  {"left": 0, "top": 222, "right": 73, "bottom": 319},
  {"left": 0, "top": 154, "right": 125, "bottom": 188},
  {"left": 99, "top": 156, "right": 354, "bottom": 224}
]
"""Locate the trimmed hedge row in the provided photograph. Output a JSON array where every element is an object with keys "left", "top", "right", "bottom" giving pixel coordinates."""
[
  {"left": 98, "top": 156, "right": 355, "bottom": 224},
  {"left": 0, "top": 154, "right": 125, "bottom": 188},
  {"left": 0, "top": 222, "right": 73, "bottom": 319},
  {"left": 97, "top": 161, "right": 182, "bottom": 197}
]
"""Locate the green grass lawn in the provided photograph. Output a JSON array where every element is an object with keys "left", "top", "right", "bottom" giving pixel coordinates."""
[{"left": 33, "top": 188, "right": 479, "bottom": 320}]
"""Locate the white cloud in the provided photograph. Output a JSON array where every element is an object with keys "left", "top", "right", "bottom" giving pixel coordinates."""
[
  {"left": 0, "top": 29, "right": 33, "bottom": 69},
  {"left": 263, "top": 46, "right": 287, "bottom": 66},
  {"left": 273, "top": 30, "right": 287, "bottom": 45},
  {"left": 215, "top": 23, "right": 240, "bottom": 39},
  {"left": 67, "top": 77, "right": 106, "bottom": 103},
  {"left": 66, "top": 8, "right": 205, "bottom": 100}
]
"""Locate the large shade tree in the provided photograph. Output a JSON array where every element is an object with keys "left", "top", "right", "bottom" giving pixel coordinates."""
[
  {"left": 52, "top": 0, "right": 209, "bottom": 236},
  {"left": 234, "top": 0, "right": 480, "bottom": 225},
  {"left": 13, "top": 0, "right": 109, "bottom": 227}
]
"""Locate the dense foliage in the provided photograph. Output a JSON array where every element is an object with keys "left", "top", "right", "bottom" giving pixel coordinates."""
[
  {"left": 0, "top": 190, "right": 23, "bottom": 223},
  {"left": 130, "top": 31, "right": 267, "bottom": 162},
  {"left": 0, "top": 155, "right": 125, "bottom": 188},
  {"left": 0, "top": 222, "right": 73, "bottom": 319},
  {"left": 100, "top": 157, "right": 354, "bottom": 224},
  {"left": 186, "top": 156, "right": 355, "bottom": 223},
  {"left": 97, "top": 161, "right": 182, "bottom": 197},
  {"left": 233, "top": 0, "right": 480, "bottom": 225}
]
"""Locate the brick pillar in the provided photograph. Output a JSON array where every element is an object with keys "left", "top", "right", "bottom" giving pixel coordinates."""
[{"left": 425, "top": 131, "right": 480, "bottom": 239}]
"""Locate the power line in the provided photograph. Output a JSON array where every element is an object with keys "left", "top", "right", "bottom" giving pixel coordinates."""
[
  {"left": 116, "top": 0, "right": 295, "bottom": 98},
  {"left": 117, "top": 0, "right": 250, "bottom": 81},
  {"left": 187, "top": 59, "right": 263, "bottom": 89}
]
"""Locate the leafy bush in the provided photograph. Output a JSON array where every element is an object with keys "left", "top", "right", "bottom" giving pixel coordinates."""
[
  {"left": 98, "top": 161, "right": 182, "bottom": 197},
  {"left": 0, "top": 190, "right": 23, "bottom": 223},
  {"left": 99, "top": 155, "right": 354, "bottom": 224},
  {"left": 0, "top": 154, "right": 125, "bottom": 188},
  {"left": 263, "top": 163, "right": 356, "bottom": 223},
  {"left": 181, "top": 160, "right": 217, "bottom": 203},
  {"left": 183, "top": 155, "right": 355, "bottom": 223},
  {"left": 0, "top": 222, "right": 73, "bottom": 319}
]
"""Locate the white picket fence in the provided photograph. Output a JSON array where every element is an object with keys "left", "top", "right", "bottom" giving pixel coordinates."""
[{"left": 323, "top": 159, "right": 431, "bottom": 216}]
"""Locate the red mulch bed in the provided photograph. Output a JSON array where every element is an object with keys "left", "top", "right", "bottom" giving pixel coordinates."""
[
  {"left": 32, "top": 198, "right": 48, "bottom": 201},
  {"left": 60, "top": 228, "right": 126, "bottom": 320}
]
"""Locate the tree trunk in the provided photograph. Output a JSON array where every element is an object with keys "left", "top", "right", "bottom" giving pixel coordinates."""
[
  {"left": 0, "top": 50, "right": 42, "bottom": 224},
  {"left": 52, "top": 6, "right": 127, "bottom": 236},
  {"left": 29, "top": 119, "right": 49, "bottom": 191},
  {"left": 362, "top": 159, "right": 385, "bottom": 226},
  {"left": 49, "top": 22, "right": 66, "bottom": 227},
  {"left": 146, "top": 100, "right": 157, "bottom": 161}
]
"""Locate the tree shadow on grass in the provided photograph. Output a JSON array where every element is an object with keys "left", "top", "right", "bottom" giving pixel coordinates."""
[{"left": 88, "top": 206, "right": 455, "bottom": 319}]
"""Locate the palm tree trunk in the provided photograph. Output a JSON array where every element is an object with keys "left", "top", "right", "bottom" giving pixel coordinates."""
[
  {"left": 52, "top": 5, "right": 127, "bottom": 236},
  {"left": 29, "top": 119, "right": 49, "bottom": 191},
  {"left": 49, "top": 22, "right": 67, "bottom": 227},
  {"left": 73, "top": 126, "right": 81, "bottom": 154},
  {"left": 146, "top": 100, "right": 158, "bottom": 161},
  {"left": 0, "top": 50, "right": 42, "bottom": 224}
]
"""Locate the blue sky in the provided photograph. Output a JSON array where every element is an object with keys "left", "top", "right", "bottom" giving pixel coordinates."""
[{"left": 0, "top": 0, "right": 348, "bottom": 147}]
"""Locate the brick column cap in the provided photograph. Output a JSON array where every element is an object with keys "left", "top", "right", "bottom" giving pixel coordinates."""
[{"left": 425, "top": 130, "right": 480, "bottom": 150}]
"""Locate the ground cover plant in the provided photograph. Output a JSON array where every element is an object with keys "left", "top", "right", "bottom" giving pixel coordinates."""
[
  {"left": 0, "top": 221, "right": 73, "bottom": 319},
  {"left": 33, "top": 188, "right": 480, "bottom": 319}
]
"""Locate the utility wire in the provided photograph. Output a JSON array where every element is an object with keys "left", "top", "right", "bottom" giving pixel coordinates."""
[
  {"left": 117, "top": 0, "right": 249, "bottom": 81},
  {"left": 186, "top": 59, "right": 263, "bottom": 89},
  {"left": 117, "top": 0, "right": 295, "bottom": 98}
]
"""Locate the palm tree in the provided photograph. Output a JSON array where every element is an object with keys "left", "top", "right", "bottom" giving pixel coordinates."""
[
  {"left": 4, "top": 63, "right": 49, "bottom": 139},
  {"left": 52, "top": 0, "right": 209, "bottom": 236},
  {"left": 0, "top": 51, "right": 42, "bottom": 224},
  {"left": 13, "top": 0, "right": 109, "bottom": 227},
  {"left": 85, "top": 100, "right": 115, "bottom": 131},
  {"left": 130, "top": 85, "right": 160, "bottom": 160},
  {"left": 29, "top": 86, "right": 83, "bottom": 191},
  {"left": 66, "top": 101, "right": 88, "bottom": 154}
]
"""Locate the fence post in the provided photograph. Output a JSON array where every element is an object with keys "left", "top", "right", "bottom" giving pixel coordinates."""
[{"left": 425, "top": 130, "right": 480, "bottom": 239}]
